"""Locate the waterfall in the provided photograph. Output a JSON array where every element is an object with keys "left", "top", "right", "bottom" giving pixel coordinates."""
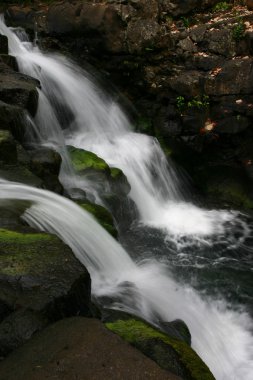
[
  {"left": 0, "top": 16, "right": 253, "bottom": 379},
  {"left": 0, "top": 180, "right": 252, "bottom": 380}
]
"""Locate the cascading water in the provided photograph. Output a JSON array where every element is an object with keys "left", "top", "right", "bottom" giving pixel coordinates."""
[{"left": 0, "top": 16, "right": 253, "bottom": 379}]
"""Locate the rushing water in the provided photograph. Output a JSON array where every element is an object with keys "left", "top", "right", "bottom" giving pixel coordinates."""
[{"left": 0, "top": 16, "right": 253, "bottom": 379}]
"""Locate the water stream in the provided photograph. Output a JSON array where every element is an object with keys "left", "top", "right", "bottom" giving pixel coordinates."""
[{"left": 0, "top": 16, "right": 253, "bottom": 379}]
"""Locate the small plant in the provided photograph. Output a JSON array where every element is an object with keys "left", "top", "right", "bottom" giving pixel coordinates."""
[
  {"left": 176, "top": 95, "right": 210, "bottom": 113},
  {"left": 181, "top": 17, "right": 190, "bottom": 28},
  {"left": 176, "top": 96, "right": 186, "bottom": 113},
  {"left": 232, "top": 19, "right": 245, "bottom": 41},
  {"left": 212, "top": 2, "right": 231, "bottom": 12},
  {"left": 188, "top": 95, "right": 210, "bottom": 109}
]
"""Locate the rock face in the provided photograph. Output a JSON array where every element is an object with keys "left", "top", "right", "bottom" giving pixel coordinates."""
[
  {"left": 8, "top": 1, "right": 251, "bottom": 208},
  {"left": 0, "top": 317, "right": 181, "bottom": 380},
  {"left": 0, "top": 227, "right": 91, "bottom": 357}
]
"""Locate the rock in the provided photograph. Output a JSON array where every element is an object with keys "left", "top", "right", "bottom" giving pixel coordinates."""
[
  {"left": 4, "top": 6, "right": 36, "bottom": 30},
  {"left": 106, "top": 318, "right": 215, "bottom": 380},
  {"left": 169, "top": 71, "right": 204, "bottom": 97},
  {"left": 0, "top": 163, "right": 43, "bottom": 188},
  {"left": 0, "top": 70, "right": 39, "bottom": 116},
  {"left": 204, "top": 59, "right": 253, "bottom": 96},
  {"left": 0, "top": 317, "right": 180, "bottom": 380},
  {"left": 47, "top": 2, "right": 126, "bottom": 53},
  {"left": 77, "top": 200, "right": 118, "bottom": 238},
  {"left": 215, "top": 115, "right": 250, "bottom": 134},
  {"left": 178, "top": 37, "right": 197, "bottom": 53},
  {"left": 160, "top": 319, "right": 191, "bottom": 346},
  {"left": 0, "top": 34, "right": 8, "bottom": 54},
  {"left": 0, "top": 54, "right": 18, "bottom": 71},
  {"left": 67, "top": 145, "right": 110, "bottom": 176},
  {"left": 194, "top": 165, "right": 253, "bottom": 209},
  {"left": 127, "top": 19, "right": 161, "bottom": 53},
  {"left": 0, "top": 227, "right": 91, "bottom": 356},
  {"left": 207, "top": 28, "right": 236, "bottom": 57},
  {"left": 160, "top": 0, "right": 199, "bottom": 17},
  {"left": 28, "top": 147, "right": 63, "bottom": 193},
  {"left": 67, "top": 146, "right": 130, "bottom": 197},
  {"left": 0, "top": 100, "right": 24, "bottom": 133},
  {"left": 0, "top": 130, "right": 17, "bottom": 164}
]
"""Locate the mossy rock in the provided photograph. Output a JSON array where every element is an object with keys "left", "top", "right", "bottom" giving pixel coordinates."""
[
  {"left": 67, "top": 146, "right": 110, "bottom": 175},
  {"left": 0, "top": 227, "right": 91, "bottom": 356},
  {"left": 77, "top": 201, "right": 118, "bottom": 238},
  {"left": 68, "top": 146, "right": 130, "bottom": 196},
  {"left": 195, "top": 165, "right": 253, "bottom": 209},
  {"left": 106, "top": 319, "right": 214, "bottom": 380}
]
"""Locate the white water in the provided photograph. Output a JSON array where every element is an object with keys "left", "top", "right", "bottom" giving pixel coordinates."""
[{"left": 0, "top": 16, "right": 253, "bottom": 379}]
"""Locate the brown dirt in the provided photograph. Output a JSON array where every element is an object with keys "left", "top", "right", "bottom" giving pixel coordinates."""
[{"left": 0, "top": 317, "right": 182, "bottom": 380}]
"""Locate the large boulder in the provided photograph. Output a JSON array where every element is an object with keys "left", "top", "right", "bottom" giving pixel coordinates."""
[
  {"left": 0, "top": 317, "right": 179, "bottom": 380},
  {"left": 0, "top": 227, "right": 91, "bottom": 356}
]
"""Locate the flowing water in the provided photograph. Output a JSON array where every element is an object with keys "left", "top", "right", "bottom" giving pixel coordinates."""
[{"left": 0, "top": 16, "right": 253, "bottom": 379}]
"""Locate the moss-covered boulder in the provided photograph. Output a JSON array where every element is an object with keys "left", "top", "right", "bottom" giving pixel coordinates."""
[
  {"left": 67, "top": 145, "right": 130, "bottom": 197},
  {"left": 77, "top": 200, "right": 118, "bottom": 238},
  {"left": 0, "top": 227, "right": 91, "bottom": 356},
  {"left": 67, "top": 145, "right": 110, "bottom": 176},
  {"left": 106, "top": 319, "right": 215, "bottom": 380}
]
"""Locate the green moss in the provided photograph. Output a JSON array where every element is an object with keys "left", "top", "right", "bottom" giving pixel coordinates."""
[
  {"left": 106, "top": 319, "right": 214, "bottom": 380},
  {"left": 67, "top": 146, "right": 109, "bottom": 174},
  {"left": 0, "top": 228, "right": 60, "bottom": 276},
  {"left": 77, "top": 201, "right": 117, "bottom": 238},
  {"left": 0, "top": 228, "right": 53, "bottom": 243},
  {"left": 110, "top": 168, "right": 123, "bottom": 179}
]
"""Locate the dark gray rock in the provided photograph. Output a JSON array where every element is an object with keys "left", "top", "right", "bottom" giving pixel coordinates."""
[{"left": 0, "top": 227, "right": 91, "bottom": 356}]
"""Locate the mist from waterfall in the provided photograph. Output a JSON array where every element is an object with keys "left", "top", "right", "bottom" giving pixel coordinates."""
[{"left": 0, "top": 16, "right": 253, "bottom": 379}]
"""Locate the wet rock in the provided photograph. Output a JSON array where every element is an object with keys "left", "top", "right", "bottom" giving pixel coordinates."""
[
  {"left": 0, "top": 130, "right": 17, "bottom": 164},
  {"left": 0, "top": 34, "right": 8, "bottom": 54},
  {"left": 77, "top": 200, "right": 118, "bottom": 238},
  {"left": 67, "top": 146, "right": 130, "bottom": 197},
  {"left": 28, "top": 147, "right": 63, "bottom": 194},
  {"left": 0, "top": 227, "right": 91, "bottom": 356},
  {"left": 0, "top": 100, "right": 24, "bottom": 133},
  {"left": 0, "top": 69, "right": 39, "bottom": 116},
  {"left": 0, "top": 163, "right": 43, "bottom": 188}
]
